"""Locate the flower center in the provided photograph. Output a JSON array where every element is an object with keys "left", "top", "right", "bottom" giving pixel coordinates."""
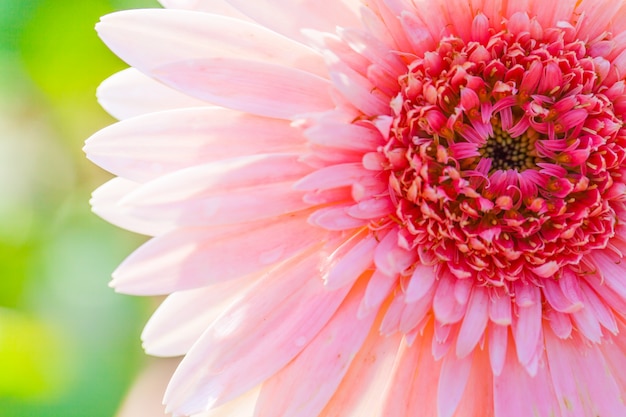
[
  {"left": 375, "top": 17, "right": 623, "bottom": 287},
  {"left": 478, "top": 121, "right": 539, "bottom": 172}
]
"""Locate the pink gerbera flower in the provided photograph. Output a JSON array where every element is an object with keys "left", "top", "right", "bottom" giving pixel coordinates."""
[{"left": 85, "top": 0, "right": 626, "bottom": 416}]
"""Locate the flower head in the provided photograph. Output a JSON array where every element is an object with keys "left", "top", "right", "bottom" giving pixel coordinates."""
[{"left": 86, "top": 0, "right": 626, "bottom": 416}]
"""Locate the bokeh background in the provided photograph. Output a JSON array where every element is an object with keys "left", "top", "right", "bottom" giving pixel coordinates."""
[{"left": 0, "top": 1, "right": 164, "bottom": 415}]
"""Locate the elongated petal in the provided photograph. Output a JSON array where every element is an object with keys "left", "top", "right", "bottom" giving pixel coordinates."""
[
  {"left": 90, "top": 177, "right": 170, "bottom": 236},
  {"left": 153, "top": 58, "right": 332, "bottom": 119},
  {"left": 115, "top": 154, "right": 313, "bottom": 228},
  {"left": 253, "top": 279, "right": 375, "bottom": 417},
  {"left": 224, "top": 0, "right": 361, "bottom": 43},
  {"left": 97, "top": 9, "right": 327, "bottom": 76},
  {"left": 85, "top": 108, "right": 305, "bottom": 182},
  {"left": 164, "top": 250, "right": 352, "bottom": 415},
  {"left": 97, "top": 68, "right": 208, "bottom": 120},
  {"left": 112, "top": 213, "right": 326, "bottom": 294},
  {"left": 455, "top": 285, "right": 489, "bottom": 358}
]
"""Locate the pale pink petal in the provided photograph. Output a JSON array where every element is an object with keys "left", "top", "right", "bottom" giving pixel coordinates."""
[
  {"left": 358, "top": 269, "right": 397, "bottom": 318},
  {"left": 512, "top": 286, "right": 542, "bottom": 368},
  {"left": 85, "top": 108, "right": 305, "bottom": 182},
  {"left": 308, "top": 204, "right": 370, "bottom": 230},
  {"left": 192, "top": 386, "right": 260, "bottom": 417},
  {"left": 455, "top": 285, "right": 489, "bottom": 358},
  {"left": 404, "top": 263, "right": 437, "bottom": 303},
  {"left": 437, "top": 351, "right": 473, "bottom": 417},
  {"left": 373, "top": 228, "right": 417, "bottom": 276},
  {"left": 488, "top": 323, "right": 508, "bottom": 376},
  {"left": 379, "top": 326, "right": 440, "bottom": 416},
  {"left": 163, "top": 251, "right": 352, "bottom": 415},
  {"left": 579, "top": 280, "right": 618, "bottom": 335},
  {"left": 158, "top": 0, "right": 253, "bottom": 21},
  {"left": 153, "top": 58, "right": 332, "bottom": 119},
  {"left": 592, "top": 250, "right": 626, "bottom": 300},
  {"left": 319, "top": 322, "right": 403, "bottom": 417},
  {"left": 453, "top": 348, "right": 495, "bottom": 417},
  {"left": 575, "top": 0, "right": 623, "bottom": 41},
  {"left": 323, "top": 232, "right": 378, "bottom": 290},
  {"left": 111, "top": 213, "right": 326, "bottom": 295},
  {"left": 570, "top": 303, "right": 603, "bottom": 343},
  {"left": 489, "top": 292, "right": 512, "bottom": 326},
  {"left": 97, "top": 68, "right": 207, "bottom": 120},
  {"left": 295, "top": 163, "right": 372, "bottom": 192},
  {"left": 90, "top": 177, "right": 169, "bottom": 236},
  {"left": 328, "top": 57, "right": 392, "bottom": 117},
  {"left": 305, "top": 122, "right": 385, "bottom": 152},
  {"left": 224, "top": 0, "right": 362, "bottom": 43},
  {"left": 115, "top": 154, "right": 313, "bottom": 228},
  {"left": 526, "top": 0, "right": 578, "bottom": 28},
  {"left": 493, "top": 345, "right": 560, "bottom": 417},
  {"left": 253, "top": 279, "right": 375, "bottom": 417},
  {"left": 398, "top": 285, "right": 434, "bottom": 333},
  {"left": 141, "top": 280, "right": 251, "bottom": 356},
  {"left": 433, "top": 273, "right": 466, "bottom": 324},
  {"left": 545, "top": 309, "right": 573, "bottom": 339},
  {"left": 545, "top": 329, "right": 626, "bottom": 416},
  {"left": 542, "top": 277, "right": 584, "bottom": 313},
  {"left": 97, "top": 9, "right": 327, "bottom": 77}
]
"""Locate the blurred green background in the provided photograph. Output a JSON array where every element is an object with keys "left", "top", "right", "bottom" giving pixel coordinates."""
[{"left": 0, "top": 1, "right": 162, "bottom": 416}]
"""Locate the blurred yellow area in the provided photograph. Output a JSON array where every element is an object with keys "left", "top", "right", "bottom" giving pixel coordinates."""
[{"left": 0, "top": 1, "right": 161, "bottom": 415}]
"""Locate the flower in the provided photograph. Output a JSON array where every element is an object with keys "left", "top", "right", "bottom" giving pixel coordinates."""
[{"left": 85, "top": 0, "right": 626, "bottom": 416}]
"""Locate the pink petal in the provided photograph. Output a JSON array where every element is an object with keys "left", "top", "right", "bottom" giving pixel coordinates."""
[
  {"left": 198, "top": 386, "right": 260, "bottom": 417},
  {"left": 347, "top": 197, "right": 395, "bottom": 220},
  {"left": 453, "top": 349, "right": 495, "bottom": 417},
  {"left": 115, "top": 154, "right": 313, "bottom": 228},
  {"left": 578, "top": 280, "right": 618, "bottom": 335},
  {"left": 328, "top": 58, "right": 392, "bottom": 117},
  {"left": 224, "top": 0, "right": 361, "bottom": 44},
  {"left": 154, "top": 58, "right": 332, "bottom": 119},
  {"left": 295, "top": 163, "right": 371, "bottom": 192},
  {"left": 253, "top": 279, "right": 376, "bottom": 417},
  {"left": 90, "top": 177, "right": 169, "bottom": 236},
  {"left": 305, "top": 122, "right": 384, "bottom": 152},
  {"left": 379, "top": 326, "right": 440, "bottom": 416},
  {"left": 488, "top": 323, "right": 508, "bottom": 376},
  {"left": 488, "top": 292, "right": 512, "bottom": 326},
  {"left": 542, "top": 277, "right": 584, "bottom": 313},
  {"left": 308, "top": 205, "right": 369, "bottom": 231},
  {"left": 512, "top": 285, "right": 542, "bottom": 367},
  {"left": 141, "top": 279, "right": 250, "bottom": 356},
  {"left": 323, "top": 232, "right": 378, "bottom": 290},
  {"left": 163, "top": 251, "right": 352, "bottom": 415},
  {"left": 398, "top": 283, "right": 436, "bottom": 334},
  {"left": 159, "top": 0, "right": 254, "bottom": 21},
  {"left": 433, "top": 273, "right": 466, "bottom": 324},
  {"left": 373, "top": 228, "right": 417, "bottom": 276},
  {"left": 494, "top": 344, "right": 560, "bottom": 417},
  {"left": 545, "top": 309, "right": 573, "bottom": 339},
  {"left": 97, "top": 68, "right": 208, "bottom": 120},
  {"left": 576, "top": 0, "right": 623, "bottom": 41},
  {"left": 97, "top": 9, "right": 327, "bottom": 77},
  {"left": 358, "top": 269, "right": 397, "bottom": 318},
  {"left": 404, "top": 263, "right": 437, "bottom": 303},
  {"left": 437, "top": 351, "right": 473, "bottom": 417},
  {"left": 111, "top": 214, "right": 326, "bottom": 295},
  {"left": 592, "top": 250, "right": 626, "bottom": 300},
  {"left": 455, "top": 285, "right": 489, "bottom": 358},
  {"left": 85, "top": 107, "right": 305, "bottom": 182},
  {"left": 318, "top": 322, "right": 403, "bottom": 417},
  {"left": 545, "top": 328, "right": 626, "bottom": 416}
]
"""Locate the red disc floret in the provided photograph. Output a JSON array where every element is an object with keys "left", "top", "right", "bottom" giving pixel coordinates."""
[{"left": 379, "top": 18, "right": 626, "bottom": 288}]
